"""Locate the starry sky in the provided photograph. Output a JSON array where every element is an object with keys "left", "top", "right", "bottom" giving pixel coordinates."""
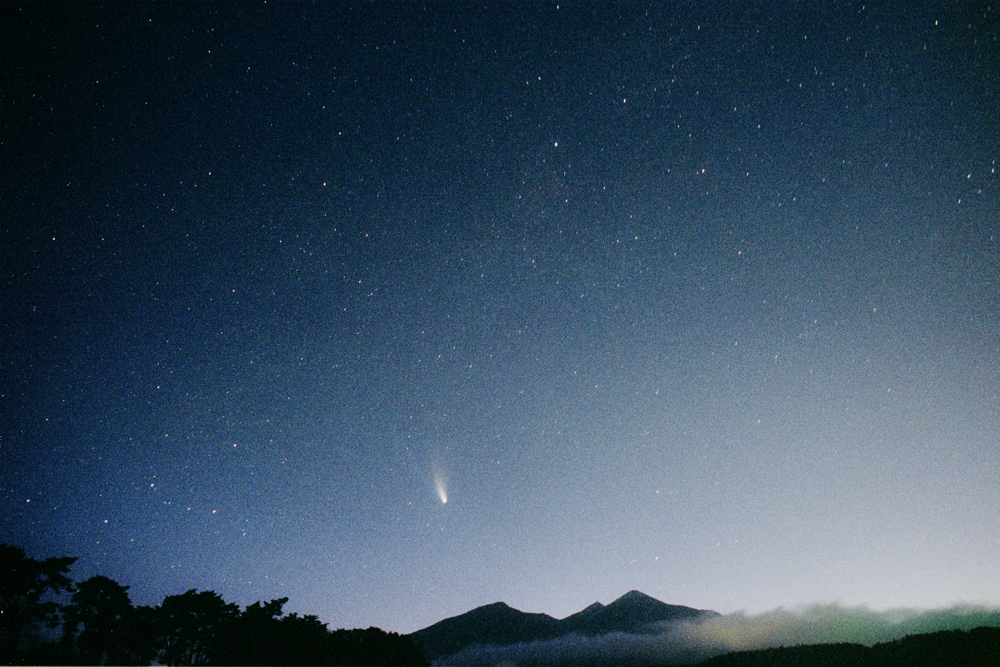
[{"left": 2, "top": 1, "right": 998, "bottom": 635}]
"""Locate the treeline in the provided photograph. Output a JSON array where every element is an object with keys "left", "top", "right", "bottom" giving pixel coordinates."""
[
  {"left": 0, "top": 544, "right": 428, "bottom": 666},
  {"left": 693, "top": 626, "right": 1000, "bottom": 667}
]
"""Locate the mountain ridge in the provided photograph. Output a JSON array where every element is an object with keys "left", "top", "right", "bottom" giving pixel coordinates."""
[{"left": 408, "top": 590, "right": 718, "bottom": 661}]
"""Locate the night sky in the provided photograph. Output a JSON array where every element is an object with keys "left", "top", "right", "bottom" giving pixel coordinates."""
[{"left": 2, "top": 1, "right": 998, "bottom": 635}]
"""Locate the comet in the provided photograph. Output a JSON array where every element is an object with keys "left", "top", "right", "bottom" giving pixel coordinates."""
[{"left": 432, "top": 465, "right": 448, "bottom": 504}]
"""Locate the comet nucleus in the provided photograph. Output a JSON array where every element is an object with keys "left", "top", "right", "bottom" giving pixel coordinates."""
[{"left": 432, "top": 465, "right": 448, "bottom": 504}]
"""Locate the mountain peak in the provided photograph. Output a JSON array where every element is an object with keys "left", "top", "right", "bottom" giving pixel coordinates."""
[
  {"left": 409, "top": 600, "right": 559, "bottom": 660},
  {"left": 563, "top": 601, "right": 605, "bottom": 621},
  {"left": 613, "top": 590, "right": 656, "bottom": 605},
  {"left": 566, "top": 591, "right": 715, "bottom": 636}
]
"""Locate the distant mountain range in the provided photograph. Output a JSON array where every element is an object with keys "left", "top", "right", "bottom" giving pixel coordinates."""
[{"left": 408, "top": 590, "right": 718, "bottom": 662}]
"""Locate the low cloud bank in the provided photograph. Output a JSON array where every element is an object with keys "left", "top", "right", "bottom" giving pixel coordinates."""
[
  {"left": 436, "top": 604, "right": 1000, "bottom": 666},
  {"left": 677, "top": 603, "right": 1000, "bottom": 653}
]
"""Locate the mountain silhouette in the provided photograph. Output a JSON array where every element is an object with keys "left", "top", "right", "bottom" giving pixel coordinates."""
[
  {"left": 408, "top": 600, "right": 561, "bottom": 659},
  {"left": 409, "top": 590, "right": 718, "bottom": 661},
  {"left": 561, "top": 590, "right": 715, "bottom": 636}
]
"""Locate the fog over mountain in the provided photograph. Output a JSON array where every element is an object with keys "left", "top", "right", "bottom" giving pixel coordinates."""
[
  {"left": 680, "top": 602, "right": 1000, "bottom": 653},
  {"left": 410, "top": 592, "right": 1000, "bottom": 666}
]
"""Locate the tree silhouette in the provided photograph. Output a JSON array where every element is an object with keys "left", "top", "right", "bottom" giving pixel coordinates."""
[
  {"left": 0, "top": 543, "right": 430, "bottom": 666},
  {"left": 60, "top": 574, "right": 155, "bottom": 665},
  {"left": 328, "top": 626, "right": 430, "bottom": 667},
  {"left": 214, "top": 597, "right": 290, "bottom": 665},
  {"left": 262, "top": 612, "right": 331, "bottom": 666},
  {"left": 154, "top": 589, "right": 239, "bottom": 665},
  {"left": 0, "top": 544, "right": 76, "bottom": 663},
  {"left": 211, "top": 601, "right": 429, "bottom": 666}
]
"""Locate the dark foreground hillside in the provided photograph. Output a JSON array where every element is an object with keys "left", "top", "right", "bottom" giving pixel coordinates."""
[{"left": 691, "top": 626, "right": 1000, "bottom": 667}]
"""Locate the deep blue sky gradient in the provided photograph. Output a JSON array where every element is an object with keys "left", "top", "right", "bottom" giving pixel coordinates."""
[{"left": 2, "top": 1, "right": 998, "bottom": 633}]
